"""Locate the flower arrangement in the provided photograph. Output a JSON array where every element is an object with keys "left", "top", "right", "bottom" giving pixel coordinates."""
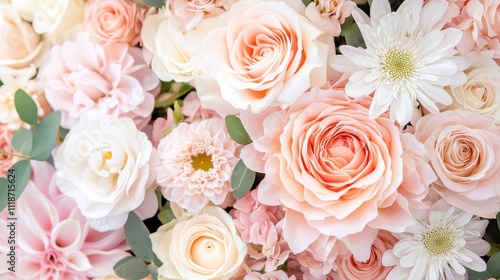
[{"left": 1, "top": 0, "right": 500, "bottom": 279}]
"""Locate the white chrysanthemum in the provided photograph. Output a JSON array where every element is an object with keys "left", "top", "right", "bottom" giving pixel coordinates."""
[
  {"left": 156, "top": 118, "right": 240, "bottom": 212},
  {"left": 334, "top": 0, "right": 468, "bottom": 125},
  {"left": 382, "top": 199, "right": 490, "bottom": 280}
]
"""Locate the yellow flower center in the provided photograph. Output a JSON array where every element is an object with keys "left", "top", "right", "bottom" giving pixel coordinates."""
[
  {"left": 423, "top": 227, "right": 454, "bottom": 255},
  {"left": 191, "top": 153, "right": 213, "bottom": 171},
  {"left": 103, "top": 151, "right": 112, "bottom": 160},
  {"left": 383, "top": 49, "right": 414, "bottom": 80}
]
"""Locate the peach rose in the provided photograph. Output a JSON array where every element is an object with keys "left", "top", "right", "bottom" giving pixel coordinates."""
[
  {"left": 414, "top": 110, "right": 500, "bottom": 218},
  {"left": 445, "top": 53, "right": 500, "bottom": 121},
  {"left": 84, "top": 0, "right": 156, "bottom": 46},
  {"left": 242, "top": 88, "right": 412, "bottom": 261},
  {"left": 150, "top": 206, "right": 247, "bottom": 280},
  {"left": 196, "top": 0, "right": 331, "bottom": 116},
  {"left": 0, "top": 4, "right": 44, "bottom": 77}
]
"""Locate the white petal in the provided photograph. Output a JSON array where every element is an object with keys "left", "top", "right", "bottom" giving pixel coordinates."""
[
  {"left": 374, "top": 84, "right": 394, "bottom": 105},
  {"left": 370, "top": 0, "right": 392, "bottom": 27},
  {"left": 408, "top": 257, "right": 428, "bottom": 280},
  {"left": 417, "top": 0, "right": 448, "bottom": 34},
  {"left": 379, "top": 13, "right": 400, "bottom": 38},
  {"left": 346, "top": 70, "right": 376, "bottom": 98},
  {"left": 392, "top": 92, "right": 413, "bottom": 125},
  {"left": 417, "top": 82, "right": 452, "bottom": 105},
  {"left": 424, "top": 59, "right": 458, "bottom": 76},
  {"left": 339, "top": 46, "right": 379, "bottom": 68},
  {"left": 449, "top": 257, "right": 466, "bottom": 275},
  {"left": 351, "top": 7, "right": 370, "bottom": 26},
  {"left": 458, "top": 248, "right": 487, "bottom": 272},
  {"left": 414, "top": 86, "right": 439, "bottom": 114}
]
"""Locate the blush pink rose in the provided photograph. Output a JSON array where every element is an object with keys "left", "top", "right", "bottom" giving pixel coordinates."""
[
  {"left": 414, "top": 110, "right": 500, "bottom": 218},
  {"left": 0, "top": 125, "right": 19, "bottom": 177},
  {"left": 305, "top": 0, "right": 356, "bottom": 36},
  {"left": 241, "top": 87, "right": 412, "bottom": 261},
  {"left": 38, "top": 32, "right": 160, "bottom": 129},
  {"left": 330, "top": 230, "right": 398, "bottom": 280},
  {"left": 84, "top": 0, "right": 156, "bottom": 46},
  {"left": 0, "top": 162, "right": 129, "bottom": 279},
  {"left": 196, "top": 0, "right": 331, "bottom": 116}
]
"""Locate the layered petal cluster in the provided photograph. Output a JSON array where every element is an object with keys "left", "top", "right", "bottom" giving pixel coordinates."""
[{"left": 334, "top": 0, "right": 468, "bottom": 125}]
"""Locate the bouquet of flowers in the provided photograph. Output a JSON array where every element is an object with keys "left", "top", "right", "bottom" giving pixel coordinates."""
[{"left": 2, "top": 0, "right": 500, "bottom": 279}]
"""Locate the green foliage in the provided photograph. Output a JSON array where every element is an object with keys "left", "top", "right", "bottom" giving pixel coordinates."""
[
  {"left": 225, "top": 115, "right": 252, "bottom": 145},
  {"left": 158, "top": 207, "right": 176, "bottom": 225},
  {"left": 12, "top": 129, "right": 33, "bottom": 156},
  {"left": 231, "top": 159, "right": 256, "bottom": 199},
  {"left": 12, "top": 160, "right": 31, "bottom": 201},
  {"left": 340, "top": 16, "right": 366, "bottom": 48},
  {"left": 141, "top": 0, "right": 165, "bottom": 7},
  {"left": 0, "top": 178, "right": 7, "bottom": 211},
  {"left": 30, "top": 111, "right": 61, "bottom": 160},
  {"left": 124, "top": 212, "right": 156, "bottom": 263},
  {"left": 488, "top": 252, "right": 500, "bottom": 278},
  {"left": 14, "top": 89, "right": 38, "bottom": 126},
  {"left": 113, "top": 256, "right": 151, "bottom": 280},
  {"left": 466, "top": 267, "right": 493, "bottom": 280},
  {"left": 148, "top": 264, "right": 159, "bottom": 280}
]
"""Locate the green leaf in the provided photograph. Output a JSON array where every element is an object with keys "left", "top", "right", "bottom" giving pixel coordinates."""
[
  {"left": 488, "top": 252, "right": 500, "bottom": 277},
  {"left": 231, "top": 159, "right": 256, "bottom": 199},
  {"left": 158, "top": 208, "right": 175, "bottom": 224},
  {"left": 124, "top": 212, "right": 155, "bottom": 263},
  {"left": 340, "top": 16, "right": 366, "bottom": 49},
  {"left": 497, "top": 212, "right": 500, "bottom": 232},
  {"left": 173, "top": 100, "right": 184, "bottom": 123},
  {"left": 467, "top": 267, "right": 493, "bottom": 280},
  {"left": 141, "top": 0, "right": 165, "bottom": 8},
  {"left": 0, "top": 178, "right": 7, "bottom": 211},
  {"left": 113, "top": 256, "right": 150, "bottom": 280},
  {"left": 30, "top": 111, "right": 61, "bottom": 160},
  {"left": 59, "top": 127, "right": 69, "bottom": 141},
  {"left": 12, "top": 128, "right": 33, "bottom": 156},
  {"left": 12, "top": 160, "right": 31, "bottom": 201},
  {"left": 148, "top": 264, "right": 159, "bottom": 280},
  {"left": 14, "top": 89, "right": 38, "bottom": 126},
  {"left": 225, "top": 115, "right": 252, "bottom": 145}
]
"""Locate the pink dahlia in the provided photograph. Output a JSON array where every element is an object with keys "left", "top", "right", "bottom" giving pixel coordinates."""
[
  {"left": 38, "top": 32, "right": 160, "bottom": 129},
  {"left": 156, "top": 118, "right": 241, "bottom": 212}
]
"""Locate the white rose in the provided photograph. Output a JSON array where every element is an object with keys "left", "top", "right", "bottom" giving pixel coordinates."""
[
  {"left": 13, "top": 0, "right": 85, "bottom": 39},
  {"left": 150, "top": 206, "right": 247, "bottom": 280},
  {"left": 0, "top": 4, "right": 44, "bottom": 76},
  {"left": 55, "top": 115, "right": 159, "bottom": 231},
  {"left": 445, "top": 53, "right": 500, "bottom": 121}
]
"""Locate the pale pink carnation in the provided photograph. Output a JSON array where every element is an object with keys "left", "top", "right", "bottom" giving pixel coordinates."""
[
  {"left": 245, "top": 271, "right": 296, "bottom": 280},
  {"left": 167, "top": 0, "right": 230, "bottom": 31},
  {"left": 231, "top": 190, "right": 290, "bottom": 272},
  {"left": 440, "top": 0, "right": 500, "bottom": 61},
  {"left": 0, "top": 162, "right": 129, "bottom": 279},
  {"left": 0, "top": 126, "right": 19, "bottom": 177},
  {"left": 84, "top": 0, "right": 157, "bottom": 46},
  {"left": 38, "top": 32, "right": 160, "bottom": 129},
  {"left": 156, "top": 118, "right": 241, "bottom": 212},
  {"left": 305, "top": 0, "right": 356, "bottom": 36},
  {"left": 330, "top": 230, "right": 398, "bottom": 280},
  {"left": 414, "top": 110, "right": 500, "bottom": 218},
  {"left": 241, "top": 87, "right": 412, "bottom": 261}
]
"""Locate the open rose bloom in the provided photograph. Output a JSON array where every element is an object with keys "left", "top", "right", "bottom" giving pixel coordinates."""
[{"left": 4, "top": 0, "right": 500, "bottom": 278}]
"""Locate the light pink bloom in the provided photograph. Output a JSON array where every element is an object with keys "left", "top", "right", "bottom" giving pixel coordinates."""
[
  {"left": 167, "top": 0, "right": 230, "bottom": 31},
  {"left": 181, "top": 91, "right": 219, "bottom": 122},
  {"left": 38, "top": 32, "right": 160, "bottom": 129},
  {"left": 305, "top": 0, "right": 356, "bottom": 36},
  {"left": 84, "top": 0, "right": 156, "bottom": 46},
  {"left": 331, "top": 230, "right": 398, "bottom": 280},
  {"left": 244, "top": 270, "right": 296, "bottom": 280},
  {"left": 196, "top": 0, "right": 331, "bottom": 116},
  {"left": 156, "top": 118, "right": 241, "bottom": 212},
  {"left": 414, "top": 110, "right": 500, "bottom": 218},
  {"left": 151, "top": 109, "right": 176, "bottom": 147},
  {"left": 0, "top": 162, "right": 129, "bottom": 279},
  {"left": 0, "top": 125, "right": 19, "bottom": 177},
  {"left": 241, "top": 87, "right": 412, "bottom": 261},
  {"left": 295, "top": 234, "right": 344, "bottom": 279}
]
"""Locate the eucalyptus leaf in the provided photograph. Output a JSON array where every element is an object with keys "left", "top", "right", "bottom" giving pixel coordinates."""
[
  {"left": 487, "top": 252, "right": 500, "bottom": 277},
  {"left": 158, "top": 208, "right": 175, "bottom": 225},
  {"left": 124, "top": 212, "right": 155, "bottom": 263},
  {"left": 225, "top": 115, "right": 252, "bottom": 145},
  {"left": 14, "top": 89, "right": 38, "bottom": 126},
  {"left": 113, "top": 256, "right": 150, "bottom": 280},
  {"left": 12, "top": 160, "right": 31, "bottom": 202},
  {"left": 148, "top": 264, "right": 159, "bottom": 280},
  {"left": 231, "top": 159, "right": 256, "bottom": 199},
  {"left": 340, "top": 16, "right": 366, "bottom": 48},
  {"left": 467, "top": 267, "right": 493, "bottom": 280},
  {"left": 0, "top": 178, "right": 7, "bottom": 211},
  {"left": 30, "top": 111, "right": 61, "bottom": 160},
  {"left": 12, "top": 128, "right": 33, "bottom": 156},
  {"left": 141, "top": 0, "right": 165, "bottom": 8}
]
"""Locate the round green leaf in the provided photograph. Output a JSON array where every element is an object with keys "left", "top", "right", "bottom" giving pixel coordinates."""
[
  {"left": 467, "top": 267, "right": 492, "bottom": 280},
  {"left": 12, "top": 160, "right": 31, "bottom": 201},
  {"left": 31, "top": 111, "right": 61, "bottom": 160},
  {"left": 113, "top": 256, "right": 150, "bottom": 280},
  {"left": 124, "top": 212, "right": 155, "bottom": 263},
  {"left": 231, "top": 159, "right": 256, "bottom": 199},
  {"left": 488, "top": 252, "right": 500, "bottom": 277},
  {"left": 12, "top": 128, "right": 33, "bottom": 156},
  {"left": 225, "top": 115, "right": 252, "bottom": 145},
  {"left": 141, "top": 0, "right": 165, "bottom": 7},
  {"left": 0, "top": 178, "right": 7, "bottom": 211},
  {"left": 14, "top": 89, "right": 38, "bottom": 126}
]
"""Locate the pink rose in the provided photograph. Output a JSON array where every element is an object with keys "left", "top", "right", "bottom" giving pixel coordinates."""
[
  {"left": 84, "top": 0, "right": 156, "bottom": 46},
  {"left": 196, "top": 0, "right": 331, "bottom": 116},
  {"left": 305, "top": 0, "right": 356, "bottom": 36},
  {"left": 0, "top": 125, "right": 19, "bottom": 177},
  {"left": 414, "top": 110, "right": 500, "bottom": 218},
  {"left": 331, "top": 230, "right": 398, "bottom": 280},
  {"left": 38, "top": 32, "right": 160, "bottom": 129},
  {"left": 242, "top": 88, "right": 412, "bottom": 261}
]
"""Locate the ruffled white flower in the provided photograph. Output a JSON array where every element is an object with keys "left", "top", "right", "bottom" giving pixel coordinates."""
[
  {"left": 382, "top": 199, "right": 490, "bottom": 280},
  {"left": 333, "top": 0, "right": 468, "bottom": 125}
]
